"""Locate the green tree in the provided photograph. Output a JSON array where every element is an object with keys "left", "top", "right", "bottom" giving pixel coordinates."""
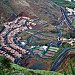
[
  {"left": 0, "top": 56, "right": 11, "bottom": 75},
  {"left": 1, "top": 57, "right": 11, "bottom": 69},
  {"left": 61, "top": 42, "right": 71, "bottom": 48}
]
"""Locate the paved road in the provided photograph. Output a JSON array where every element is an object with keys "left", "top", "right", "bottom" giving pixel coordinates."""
[
  {"left": 51, "top": 47, "right": 75, "bottom": 71},
  {"left": 1, "top": 7, "right": 74, "bottom": 69},
  {"left": 56, "top": 26, "right": 62, "bottom": 38},
  {"left": 51, "top": 7, "right": 75, "bottom": 71},
  {"left": 61, "top": 7, "right": 75, "bottom": 30}
]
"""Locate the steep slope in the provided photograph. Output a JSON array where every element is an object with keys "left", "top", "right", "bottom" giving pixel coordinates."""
[
  {"left": 0, "top": 0, "right": 15, "bottom": 19},
  {"left": 0, "top": 0, "right": 15, "bottom": 30},
  {"left": 0, "top": 0, "right": 62, "bottom": 35},
  {"left": 52, "top": 0, "right": 75, "bottom": 8},
  {"left": 8, "top": 0, "right": 61, "bottom": 24}
]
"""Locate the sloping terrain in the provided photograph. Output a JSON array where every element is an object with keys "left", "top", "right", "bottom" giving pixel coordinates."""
[
  {"left": 52, "top": 0, "right": 75, "bottom": 8},
  {"left": 0, "top": 0, "right": 15, "bottom": 31},
  {"left": 7, "top": 0, "right": 61, "bottom": 24},
  {"left": 0, "top": 56, "right": 64, "bottom": 75},
  {"left": 0, "top": 0, "right": 62, "bottom": 32},
  {"left": 0, "top": 0, "right": 14, "bottom": 19}
]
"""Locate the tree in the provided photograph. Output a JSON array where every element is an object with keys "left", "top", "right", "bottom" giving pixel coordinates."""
[
  {"left": 61, "top": 42, "right": 71, "bottom": 48},
  {"left": 0, "top": 56, "right": 11, "bottom": 75},
  {"left": 1, "top": 57, "right": 11, "bottom": 69}
]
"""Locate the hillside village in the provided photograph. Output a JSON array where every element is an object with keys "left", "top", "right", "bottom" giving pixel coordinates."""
[{"left": 0, "top": 0, "right": 75, "bottom": 75}]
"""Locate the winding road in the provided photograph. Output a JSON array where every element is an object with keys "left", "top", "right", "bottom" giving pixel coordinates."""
[
  {"left": 61, "top": 7, "right": 75, "bottom": 30},
  {"left": 51, "top": 7, "right": 75, "bottom": 71},
  {"left": 51, "top": 47, "right": 75, "bottom": 71},
  {"left": 0, "top": 6, "right": 75, "bottom": 71}
]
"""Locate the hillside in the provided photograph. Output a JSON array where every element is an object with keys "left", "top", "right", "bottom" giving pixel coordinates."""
[
  {"left": 0, "top": 0, "right": 62, "bottom": 24},
  {"left": 0, "top": 0, "right": 15, "bottom": 19},
  {"left": 9, "top": 0, "right": 62, "bottom": 24},
  {"left": 0, "top": 0, "right": 15, "bottom": 31},
  {"left": 52, "top": 0, "right": 75, "bottom": 8},
  {"left": 0, "top": 56, "right": 63, "bottom": 75},
  {"left": 11, "top": 63, "right": 64, "bottom": 75},
  {"left": 0, "top": 0, "right": 75, "bottom": 74}
]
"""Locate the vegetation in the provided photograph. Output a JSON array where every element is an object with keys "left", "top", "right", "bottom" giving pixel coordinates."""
[
  {"left": 63, "top": 63, "right": 75, "bottom": 75},
  {"left": 61, "top": 42, "right": 71, "bottom": 48},
  {"left": 0, "top": 56, "right": 11, "bottom": 75},
  {"left": 11, "top": 64, "right": 64, "bottom": 75},
  {"left": 63, "top": 30, "right": 75, "bottom": 39},
  {"left": 52, "top": 0, "right": 75, "bottom": 9},
  {"left": 0, "top": 56, "right": 64, "bottom": 75}
]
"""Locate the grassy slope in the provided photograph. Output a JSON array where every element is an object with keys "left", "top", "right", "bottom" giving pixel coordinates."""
[
  {"left": 11, "top": 63, "right": 64, "bottom": 75},
  {"left": 52, "top": 0, "right": 75, "bottom": 8},
  {"left": 0, "top": 56, "right": 63, "bottom": 75}
]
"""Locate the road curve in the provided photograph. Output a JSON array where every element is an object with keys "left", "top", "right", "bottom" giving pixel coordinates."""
[
  {"left": 51, "top": 7, "right": 75, "bottom": 71},
  {"left": 61, "top": 7, "right": 75, "bottom": 30},
  {"left": 51, "top": 47, "right": 75, "bottom": 71}
]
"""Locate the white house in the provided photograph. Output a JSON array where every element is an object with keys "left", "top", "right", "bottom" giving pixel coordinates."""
[{"left": 66, "top": 7, "right": 75, "bottom": 15}]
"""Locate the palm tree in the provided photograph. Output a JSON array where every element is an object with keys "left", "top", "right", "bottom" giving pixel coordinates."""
[
  {"left": 1, "top": 57, "right": 11, "bottom": 69},
  {"left": 0, "top": 56, "right": 11, "bottom": 75}
]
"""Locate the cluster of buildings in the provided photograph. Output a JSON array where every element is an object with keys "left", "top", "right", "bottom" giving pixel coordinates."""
[
  {"left": 66, "top": 7, "right": 75, "bottom": 15},
  {"left": 0, "top": 16, "right": 36, "bottom": 62},
  {"left": 60, "top": 37, "right": 75, "bottom": 46}
]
